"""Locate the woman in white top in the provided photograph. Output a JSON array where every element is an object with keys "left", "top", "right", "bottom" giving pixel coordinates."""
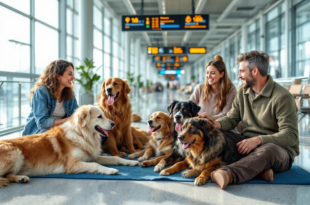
[
  {"left": 22, "top": 60, "right": 78, "bottom": 135},
  {"left": 189, "top": 55, "right": 237, "bottom": 121}
]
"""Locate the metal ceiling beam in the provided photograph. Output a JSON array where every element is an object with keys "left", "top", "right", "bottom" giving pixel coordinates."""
[
  {"left": 122, "top": 0, "right": 151, "bottom": 45},
  {"left": 217, "top": 0, "right": 240, "bottom": 22},
  {"left": 181, "top": 0, "right": 207, "bottom": 46}
]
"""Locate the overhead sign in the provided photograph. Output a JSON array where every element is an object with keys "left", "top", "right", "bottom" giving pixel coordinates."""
[
  {"left": 155, "top": 62, "right": 186, "bottom": 68},
  {"left": 147, "top": 46, "right": 206, "bottom": 55},
  {"left": 122, "top": 14, "right": 209, "bottom": 31},
  {"left": 153, "top": 56, "right": 188, "bottom": 63},
  {"left": 158, "top": 67, "right": 182, "bottom": 70},
  {"left": 158, "top": 70, "right": 185, "bottom": 75}
]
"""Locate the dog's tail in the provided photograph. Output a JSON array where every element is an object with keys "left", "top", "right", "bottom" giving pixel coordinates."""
[
  {"left": 0, "top": 178, "right": 10, "bottom": 188},
  {"left": 132, "top": 113, "right": 142, "bottom": 122}
]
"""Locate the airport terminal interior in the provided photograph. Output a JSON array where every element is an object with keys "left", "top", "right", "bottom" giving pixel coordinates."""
[{"left": 1, "top": 0, "right": 310, "bottom": 204}]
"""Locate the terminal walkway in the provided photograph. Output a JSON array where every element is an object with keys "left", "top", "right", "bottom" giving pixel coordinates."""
[{"left": 0, "top": 89, "right": 310, "bottom": 205}]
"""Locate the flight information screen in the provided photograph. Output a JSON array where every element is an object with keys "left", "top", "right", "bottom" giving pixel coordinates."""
[
  {"left": 155, "top": 62, "right": 186, "bottom": 67},
  {"left": 147, "top": 46, "right": 206, "bottom": 55},
  {"left": 158, "top": 70, "right": 185, "bottom": 75},
  {"left": 122, "top": 14, "right": 209, "bottom": 31},
  {"left": 153, "top": 56, "right": 188, "bottom": 63}
]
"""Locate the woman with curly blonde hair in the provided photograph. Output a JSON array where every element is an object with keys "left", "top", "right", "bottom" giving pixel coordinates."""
[
  {"left": 189, "top": 55, "right": 236, "bottom": 121},
  {"left": 22, "top": 59, "right": 78, "bottom": 135}
]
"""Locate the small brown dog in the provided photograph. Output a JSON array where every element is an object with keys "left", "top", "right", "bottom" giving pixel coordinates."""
[
  {"left": 97, "top": 77, "right": 150, "bottom": 157},
  {"left": 128, "top": 111, "right": 174, "bottom": 171}
]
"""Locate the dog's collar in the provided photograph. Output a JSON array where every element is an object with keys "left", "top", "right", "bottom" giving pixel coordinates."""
[{"left": 158, "top": 132, "right": 174, "bottom": 142}]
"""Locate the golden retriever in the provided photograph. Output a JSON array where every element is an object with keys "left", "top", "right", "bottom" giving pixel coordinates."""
[
  {"left": 0, "top": 105, "right": 139, "bottom": 188},
  {"left": 97, "top": 77, "right": 150, "bottom": 157},
  {"left": 128, "top": 111, "right": 174, "bottom": 171}
]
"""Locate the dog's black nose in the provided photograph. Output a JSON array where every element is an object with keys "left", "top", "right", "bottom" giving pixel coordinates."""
[
  {"left": 148, "top": 120, "right": 153, "bottom": 125},
  {"left": 110, "top": 122, "right": 115, "bottom": 128},
  {"left": 178, "top": 135, "right": 184, "bottom": 141},
  {"left": 175, "top": 115, "right": 181, "bottom": 121},
  {"left": 107, "top": 88, "right": 112, "bottom": 93}
]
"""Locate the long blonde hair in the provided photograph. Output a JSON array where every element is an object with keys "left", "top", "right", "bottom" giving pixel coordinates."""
[
  {"left": 29, "top": 59, "right": 74, "bottom": 101},
  {"left": 203, "top": 55, "right": 234, "bottom": 112}
]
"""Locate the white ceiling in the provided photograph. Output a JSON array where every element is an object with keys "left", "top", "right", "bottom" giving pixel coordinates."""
[{"left": 101, "top": 0, "right": 278, "bottom": 64}]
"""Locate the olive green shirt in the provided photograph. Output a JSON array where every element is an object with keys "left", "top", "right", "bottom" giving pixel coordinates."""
[{"left": 218, "top": 75, "right": 299, "bottom": 159}]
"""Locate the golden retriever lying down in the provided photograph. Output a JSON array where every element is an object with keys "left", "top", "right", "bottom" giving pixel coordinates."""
[
  {"left": 0, "top": 105, "right": 139, "bottom": 188},
  {"left": 128, "top": 111, "right": 174, "bottom": 171}
]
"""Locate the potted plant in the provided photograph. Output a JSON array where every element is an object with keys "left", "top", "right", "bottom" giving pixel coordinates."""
[
  {"left": 136, "top": 74, "right": 144, "bottom": 97},
  {"left": 126, "top": 71, "right": 135, "bottom": 97},
  {"left": 75, "top": 58, "right": 101, "bottom": 105}
]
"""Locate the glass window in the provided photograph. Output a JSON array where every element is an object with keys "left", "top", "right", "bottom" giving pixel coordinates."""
[
  {"left": 113, "top": 57, "right": 119, "bottom": 77},
  {"left": 0, "top": 6, "right": 30, "bottom": 73},
  {"left": 104, "top": 18, "right": 111, "bottom": 36},
  {"left": 67, "top": 36, "right": 73, "bottom": 60},
  {"left": 35, "top": 23, "right": 58, "bottom": 74},
  {"left": 113, "top": 42, "right": 118, "bottom": 56},
  {"left": 113, "top": 25, "right": 119, "bottom": 41},
  {"left": 93, "top": 49, "right": 103, "bottom": 79},
  {"left": 35, "top": 0, "right": 58, "bottom": 28},
  {"left": 94, "top": 29, "right": 103, "bottom": 50},
  {"left": 104, "top": 36, "right": 111, "bottom": 53},
  {"left": 67, "top": 9, "right": 73, "bottom": 35},
  {"left": 0, "top": 0, "right": 30, "bottom": 14},
  {"left": 67, "top": 0, "right": 73, "bottom": 8},
  {"left": 93, "top": 6, "right": 102, "bottom": 30},
  {"left": 295, "top": 0, "right": 310, "bottom": 77}
]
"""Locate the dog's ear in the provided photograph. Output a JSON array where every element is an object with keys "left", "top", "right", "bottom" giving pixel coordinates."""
[
  {"left": 100, "top": 80, "right": 106, "bottom": 96},
  {"left": 198, "top": 119, "right": 214, "bottom": 135},
  {"left": 188, "top": 101, "right": 201, "bottom": 116},
  {"left": 167, "top": 100, "right": 179, "bottom": 115},
  {"left": 78, "top": 107, "right": 91, "bottom": 128},
  {"left": 123, "top": 80, "right": 131, "bottom": 98}
]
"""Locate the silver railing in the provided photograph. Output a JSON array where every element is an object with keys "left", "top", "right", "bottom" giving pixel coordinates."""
[{"left": 0, "top": 81, "right": 33, "bottom": 136}]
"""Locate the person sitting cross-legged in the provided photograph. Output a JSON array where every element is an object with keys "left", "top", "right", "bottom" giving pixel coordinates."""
[{"left": 203, "top": 50, "right": 299, "bottom": 189}]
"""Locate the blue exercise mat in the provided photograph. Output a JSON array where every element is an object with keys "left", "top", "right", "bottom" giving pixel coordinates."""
[{"left": 32, "top": 163, "right": 310, "bottom": 185}]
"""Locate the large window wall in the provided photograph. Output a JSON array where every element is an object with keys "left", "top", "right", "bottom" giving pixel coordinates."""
[{"left": 0, "top": 0, "right": 155, "bottom": 134}]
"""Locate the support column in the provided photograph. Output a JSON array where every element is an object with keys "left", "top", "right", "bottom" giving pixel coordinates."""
[
  {"left": 284, "top": 0, "right": 289, "bottom": 78},
  {"left": 134, "top": 38, "right": 141, "bottom": 76},
  {"left": 259, "top": 10, "right": 265, "bottom": 52},
  {"left": 59, "top": 0, "right": 66, "bottom": 59},
  {"left": 80, "top": 0, "right": 93, "bottom": 62},
  {"left": 241, "top": 24, "right": 248, "bottom": 53}
]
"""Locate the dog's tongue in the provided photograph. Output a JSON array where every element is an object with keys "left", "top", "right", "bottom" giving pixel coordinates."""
[
  {"left": 107, "top": 95, "right": 115, "bottom": 106},
  {"left": 175, "top": 122, "right": 183, "bottom": 132},
  {"left": 182, "top": 143, "right": 190, "bottom": 149},
  {"left": 102, "top": 129, "right": 109, "bottom": 137},
  {"left": 148, "top": 126, "right": 156, "bottom": 133}
]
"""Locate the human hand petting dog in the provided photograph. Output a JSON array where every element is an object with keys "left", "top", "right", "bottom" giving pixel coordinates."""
[
  {"left": 236, "top": 137, "right": 262, "bottom": 155},
  {"left": 198, "top": 112, "right": 214, "bottom": 121}
]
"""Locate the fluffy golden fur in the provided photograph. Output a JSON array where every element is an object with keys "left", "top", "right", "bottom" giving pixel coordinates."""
[
  {"left": 0, "top": 105, "right": 139, "bottom": 188},
  {"left": 97, "top": 77, "right": 150, "bottom": 157},
  {"left": 128, "top": 112, "right": 174, "bottom": 171},
  {"left": 160, "top": 118, "right": 243, "bottom": 186}
]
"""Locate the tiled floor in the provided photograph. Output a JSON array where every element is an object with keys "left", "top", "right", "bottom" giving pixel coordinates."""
[{"left": 1, "top": 89, "right": 310, "bottom": 205}]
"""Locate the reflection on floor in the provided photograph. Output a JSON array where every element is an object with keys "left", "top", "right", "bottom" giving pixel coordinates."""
[{"left": 0, "top": 89, "right": 310, "bottom": 205}]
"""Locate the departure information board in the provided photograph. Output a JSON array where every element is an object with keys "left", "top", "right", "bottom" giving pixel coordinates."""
[
  {"left": 147, "top": 46, "right": 206, "bottom": 55},
  {"left": 155, "top": 62, "right": 186, "bottom": 68},
  {"left": 158, "top": 70, "right": 185, "bottom": 75},
  {"left": 122, "top": 14, "right": 209, "bottom": 31},
  {"left": 157, "top": 67, "right": 181, "bottom": 70},
  {"left": 153, "top": 56, "right": 188, "bottom": 63}
]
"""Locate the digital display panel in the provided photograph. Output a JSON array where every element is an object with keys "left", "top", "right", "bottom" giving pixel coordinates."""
[
  {"left": 153, "top": 56, "right": 188, "bottom": 63},
  {"left": 155, "top": 62, "right": 186, "bottom": 68},
  {"left": 122, "top": 14, "right": 209, "bottom": 31},
  {"left": 158, "top": 70, "right": 185, "bottom": 75},
  {"left": 147, "top": 46, "right": 206, "bottom": 55}
]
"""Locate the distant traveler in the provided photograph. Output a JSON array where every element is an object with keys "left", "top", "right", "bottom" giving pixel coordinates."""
[
  {"left": 189, "top": 55, "right": 237, "bottom": 121},
  {"left": 22, "top": 60, "right": 78, "bottom": 135},
  {"left": 206, "top": 51, "right": 299, "bottom": 189}
]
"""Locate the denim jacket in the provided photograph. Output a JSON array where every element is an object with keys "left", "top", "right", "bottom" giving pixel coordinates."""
[{"left": 22, "top": 85, "right": 79, "bottom": 136}]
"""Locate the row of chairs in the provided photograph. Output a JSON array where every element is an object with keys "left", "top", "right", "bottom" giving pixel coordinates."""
[{"left": 285, "top": 84, "right": 310, "bottom": 122}]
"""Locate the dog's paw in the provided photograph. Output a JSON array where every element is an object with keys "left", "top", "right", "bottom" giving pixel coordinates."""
[
  {"left": 182, "top": 170, "right": 196, "bottom": 178},
  {"left": 194, "top": 176, "right": 207, "bottom": 186},
  {"left": 138, "top": 156, "right": 147, "bottom": 162},
  {"left": 127, "top": 160, "right": 139, "bottom": 166},
  {"left": 127, "top": 154, "right": 136, "bottom": 159},
  {"left": 154, "top": 164, "right": 164, "bottom": 172},
  {"left": 160, "top": 169, "right": 171, "bottom": 176},
  {"left": 106, "top": 168, "right": 119, "bottom": 175},
  {"left": 17, "top": 176, "right": 30, "bottom": 184},
  {"left": 117, "top": 152, "right": 126, "bottom": 158},
  {"left": 141, "top": 161, "right": 151, "bottom": 167}
]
